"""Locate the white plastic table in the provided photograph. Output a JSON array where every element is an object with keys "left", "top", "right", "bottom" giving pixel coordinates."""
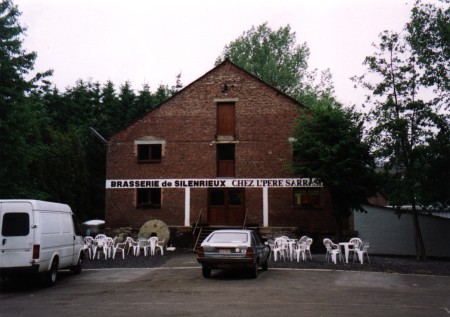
[
  {"left": 338, "top": 242, "right": 354, "bottom": 263},
  {"left": 287, "top": 239, "right": 298, "bottom": 260}
]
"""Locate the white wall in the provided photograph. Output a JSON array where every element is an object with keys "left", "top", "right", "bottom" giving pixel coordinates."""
[{"left": 354, "top": 205, "right": 450, "bottom": 258}]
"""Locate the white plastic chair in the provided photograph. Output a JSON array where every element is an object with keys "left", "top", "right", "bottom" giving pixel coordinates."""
[
  {"left": 104, "top": 237, "right": 114, "bottom": 259},
  {"left": 93, "top": 236, "right": 109, "bottom": 259},
  {"left": 298, "top": 235, "right": 308, "bottom": 244},
  {"left": 294, "top": 242, "right": 306, "bottom": 262},
  {"left": 305, "top": 238, "right": 313, "bottom": 260},
  {"left": 83, "top": 236, "right": 94, "bottom": 259},
  {"left": 323, "top": 238, "right": 342, "bottom": 264},
  {"left": 348, "top": 237, "right": 362, "bottom": 262},
  {"left": 272, "top": 237, "right": 288, "bottom": 261},
  {"left": 126, "top": 237, "right": 139, "bottom": 256},
  {"left": 148, "top": 237, "right": 164, "bottom": 255},
  {"left": 137, "top": 239, "right": 149, "bottom": 256},
  {"left": 354, "top": 242, "right": 370, "bottom": 264},
  {"left": 112, "top": 237, "right": 127, "bottom": 259}
]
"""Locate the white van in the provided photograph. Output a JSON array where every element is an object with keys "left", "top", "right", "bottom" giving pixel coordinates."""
[{"left": 0, "top": 199, "right": 84, "bottom": 286}]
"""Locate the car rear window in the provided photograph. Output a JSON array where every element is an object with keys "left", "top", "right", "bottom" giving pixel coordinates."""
[
  {"left": 2, "top": 213, "right": 30, "bottom": 236},
  {"left": 208, "top": 232, "right": 248, "bottom": 243}
]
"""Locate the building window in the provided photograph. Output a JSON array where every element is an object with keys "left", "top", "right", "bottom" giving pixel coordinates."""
[
  {"left": 293, "top": 188, "right": 321, "bottom": 208},
  {"left": 217, "top": 143, "right": 235, "bottom": 177},
  {"left": 137, "top": 188, "right": 161, "bottom": 209},
  {"left": 137, "top": 144, "right": 162, "bottom": 164}
]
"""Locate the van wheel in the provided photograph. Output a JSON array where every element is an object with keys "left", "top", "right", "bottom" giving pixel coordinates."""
[
  {"left": 70, "top": 254, "right": 83, "bottom": 275},
  {"left": 45, "top": 259, "right": 58, "bottom": 287}
]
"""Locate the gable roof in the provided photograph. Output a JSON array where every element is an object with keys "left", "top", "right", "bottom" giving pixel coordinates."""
[{"left": 108, "top": 59, "right": 304, "bottom": 141}]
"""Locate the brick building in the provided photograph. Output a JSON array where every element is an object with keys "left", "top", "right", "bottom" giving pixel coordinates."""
[{"left": 105, "top": 60, "right": 347, "bottom": 239}]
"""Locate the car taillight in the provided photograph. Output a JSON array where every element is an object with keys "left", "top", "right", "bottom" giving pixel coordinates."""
[
  {"left": 32, "top": 244, "right": 40, "bottom": 259},
  {"left": 198, "top": 246, "right": 204, "bottom": 257},
  {"left": 246, "top": 247, "right": 254, "bottom": 259}
]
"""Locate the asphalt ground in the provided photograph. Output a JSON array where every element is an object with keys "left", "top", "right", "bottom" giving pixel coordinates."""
[
  {"left": 83, "top": 247, "right": 450, "bottom": 276},
  {"left": 2, "top": 249, "right": 450, "bottom": 317}
]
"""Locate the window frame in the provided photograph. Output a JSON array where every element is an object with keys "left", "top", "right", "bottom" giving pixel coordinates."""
[
  {"left": 135, "top": 140, "right": 165, "bottom": 164},
  {"left": 293, "top": 188, "right": 322, "bottom": 208},
  {"left": 136, "top": 188, "right": 162, "bottom": 209},
  {"left": 216, "top": 143, "right": 235, "bottom": 177}
]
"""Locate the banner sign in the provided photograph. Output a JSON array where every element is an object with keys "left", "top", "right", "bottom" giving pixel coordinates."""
[{"left": 106, "top": 178, "right": 323, "bottom": 189}]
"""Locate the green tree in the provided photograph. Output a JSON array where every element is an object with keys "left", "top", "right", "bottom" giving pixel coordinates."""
[
  {"left": 153, "top": 83, "right": 173, "bottom": 105},
  {"left": 0, "top": 0, "right": 52, "bottom": 197},
  {"left": 134, "top": 83, "right": 154, "bottom": 119},
  {"left": 171, "top": 72, "right": 183, "bottom": 94},
  {"left": 408, "top": 116, "right": 450, "bottom": 210},
  {"left": 117, "top": 81, "right": 136, "bottom": 125},
  {"left": 406, "top": 0, "right": 449, "bottom": 105},
  {"left": 353, "top": 0, "right": 449, "bottom": 260},
  {"left": 292, "top": 98, "right": 377, "bottom": 239},
  {"left": 97, "top": 81, "right": 120, "bottom": 137},
  {"left": 215, "top": 22, "right": 333, "bottom": 100},
  {"left": 63, "top": 80, "right": 101, "bottom": 130}
]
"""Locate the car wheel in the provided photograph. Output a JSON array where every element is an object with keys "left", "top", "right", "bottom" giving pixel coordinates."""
[
  {"left": 45, "top": 259, "right": 58, "bottom": 287},
  {"left": 70, "top": 254, "right": 83, "bottom": 275},
  {"left": 262, "top": 258, "right": 268, "bottom": 271},
  {"left": 202, "top": 266, "right": 211, "bottom": 278},
  {"left": 250, "top": 262, "right": 258, "bottom": 279}
]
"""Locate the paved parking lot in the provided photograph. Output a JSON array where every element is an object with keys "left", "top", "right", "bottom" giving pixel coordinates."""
[{"left": 1, "top": 254, "right": 450, "bottom": 317}]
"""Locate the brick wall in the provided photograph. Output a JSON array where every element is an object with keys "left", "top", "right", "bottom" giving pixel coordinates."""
[{"left": 105, "top": 61, "right": 341, "bottom": 232}]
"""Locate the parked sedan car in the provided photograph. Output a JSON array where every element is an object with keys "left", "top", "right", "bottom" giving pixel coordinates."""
[{"left": 197, "top": 229, "right": 270, "bottom": 278}]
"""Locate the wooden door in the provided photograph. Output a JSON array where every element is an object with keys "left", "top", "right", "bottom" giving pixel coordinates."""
[
  {"left": 217, "top": 103, "right": 235, "bottom": 137},
  {"left": 208, "top": 189, "right": 245, "bottom": 226}
]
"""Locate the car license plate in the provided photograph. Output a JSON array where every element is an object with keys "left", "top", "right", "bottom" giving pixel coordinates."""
[{"left": 219, "top": 249, "right": 231, "bottom": 254}]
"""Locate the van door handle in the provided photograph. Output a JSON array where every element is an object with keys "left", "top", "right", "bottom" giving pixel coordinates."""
[{"left": 2, "top": 239, "right": 6, "bottom": 245}]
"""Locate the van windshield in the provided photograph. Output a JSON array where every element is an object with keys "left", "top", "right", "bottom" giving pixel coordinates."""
[{"left": 2, "top": 213, "right": 30, "bottom": 236}]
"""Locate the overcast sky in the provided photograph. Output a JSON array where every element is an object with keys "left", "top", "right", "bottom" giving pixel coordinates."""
[{"left": 14, "top": 0, "right": 428, "bottom": 106}]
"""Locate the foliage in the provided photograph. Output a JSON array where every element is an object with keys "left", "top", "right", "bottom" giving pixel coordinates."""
[
  {"left": 406, "top": 0, "right": 450, "bottom": 106},
  {"left": 292, "top": 98, "right": 377, "bottom": 238},
  {"left": 353, "top": 0, "right": 449, "bottom": 260},
  {"left": 0, "top": 0, "right": 183, "bottom": 219},
  {"left": 0, "top": 0, "right": 51, "bottom": 198},
  {"left": 215, "top": 22, "right": 334, "bottom": 102}
]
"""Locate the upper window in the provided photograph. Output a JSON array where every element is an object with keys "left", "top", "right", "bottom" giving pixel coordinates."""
[
  {"left": 293, "top": 188, "right": 321, "bottom": 208},
  {"left": 217, "top": 144, "right": 235, "bottom": 177},
  {"left": 137, "top": 144, "right": 162, "bottom": 164}
]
